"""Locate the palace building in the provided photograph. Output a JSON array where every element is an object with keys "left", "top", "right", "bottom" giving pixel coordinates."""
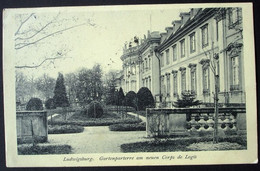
[{"left": 119, "top": 8, "right": 244, "bottom": 107}]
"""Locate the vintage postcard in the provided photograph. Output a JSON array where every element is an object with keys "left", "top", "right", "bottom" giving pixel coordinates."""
[{"left": 3, "top": 3, "right": 257, "bottom": 167}]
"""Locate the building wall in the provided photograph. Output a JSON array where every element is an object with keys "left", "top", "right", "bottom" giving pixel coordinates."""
[{"left": 119, "top": 8, "right": 245, "bottom": 107}]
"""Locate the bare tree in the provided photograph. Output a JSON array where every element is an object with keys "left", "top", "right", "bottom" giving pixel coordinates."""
[
  {"left": 200, "top": 8, "right": 243, "bottom": 143},
  {"left": 14, "top": 12, "right": 96, "bottom": 69}
]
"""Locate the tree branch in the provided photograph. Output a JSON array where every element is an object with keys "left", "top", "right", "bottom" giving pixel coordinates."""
[
  {"left": 15, "top": 21, "right": 53, "bottom": 41},
  {"left": 15, "top": 23, "right": 86, "bottom": 50},
  {"left": 15, "top": 56, "right": 70, "bottom": 69},
  {"left": 15, "top": 12, "right": 60, "bottom": 41},
  {"left": 15, "top": 13, "right": 35, "bottom": 36}
]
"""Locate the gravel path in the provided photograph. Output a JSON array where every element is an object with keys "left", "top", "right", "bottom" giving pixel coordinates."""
[
  {"left": 48, "top": 126, "right": 146, "bottom": 153},
  {"left": 127, "top": 112, "right": 146, "bottom": 122}
]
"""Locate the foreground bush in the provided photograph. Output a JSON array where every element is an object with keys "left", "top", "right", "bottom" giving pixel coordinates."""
[
  {"left": 26, "top": 98, "right": 43, "bottom": 110},
  {"left": 120, "top": 136, "right": 247, "bottom": 152},
  {"left": 85, "top": 101, "right": 104, "bottom": 118},
  {"left": 45, "top": 98, "right": 56, "bottom": 109},
  {"left": 48, "top": 125, "right": 84, "bottom": 134},
  {"left": 186, "top": 142, "right": 245, "bottom": 151},
  {"left": 18, "top": 144, "right": 72, "bottom": 155},
  {"left": 109, "top": 122, "right": 146, "bottom": 131}
]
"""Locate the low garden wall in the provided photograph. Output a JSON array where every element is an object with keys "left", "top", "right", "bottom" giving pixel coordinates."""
[
  {"left": 17, "top": 111, "right": 48, "bottom": 144},
  {"left": 146, "top": 107, "right": 246, "bottom": 137}
]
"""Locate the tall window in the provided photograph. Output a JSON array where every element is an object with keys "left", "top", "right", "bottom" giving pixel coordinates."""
[
  {"left": 216, "top": 20, "right": 219, "bottom": 41},
  {"left": 142, "top": 62, "right": 145, "bottom": 73},
  {"left": 132, "top": 65, "right": 136, "bottom": 75},
  {"left": 161, "top": 76, "right": 165, "bottom": 95},
  {"left": 180, "top": 39, "right": 185, "bottom": 57},
  {"left": 173, "top": 74, "right": 178, "bottom": 97},
  {"left": 202, "top": 67, "right": 210, "bottom": 94},
  {"left": 181, "top": 71, "right": 186, "bottom": 92},
  {"left": 172, "top": 44, "right": 177, "bottom": 61},
  {"left": 161, "top": 53, "right": 164, "bottom": 67},
  {"left": 201, "top": 24, "right": 208, "bottom": 47},
  {"left": 166, "top": 49, "right": 170, "bottom": 65},
  {"left": 145, "top": 59, "right": 148, "bottom": 71},
  {"left": 231, "top": 56, "right": 239, "bottom": 86},
  {"left": 190, "top": 33, "right": 196, "bottom": 53},
  {"left": 149, "top": 77, "right": 151, "bottom": 90},
  {"left": 166, "top": 75, "right": 170, "bottom": 95},
  {"left": 148, "top": 58, "right": 151, "bottom": 69},
  {"left": 191, "top": 70, "right": 196, "bottom": 93},
  {"left": 229, "top": 8, "right": 239, "bottom": 26}
]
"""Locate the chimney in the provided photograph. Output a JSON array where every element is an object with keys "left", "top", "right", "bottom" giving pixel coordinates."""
[
  {"left": 172, "top": 20, "right": 181, "bottom": 33},
  {"left": 179, "top": 12, "right": 190, "bottom": 25}
]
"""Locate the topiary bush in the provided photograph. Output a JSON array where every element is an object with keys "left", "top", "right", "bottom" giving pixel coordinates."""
[
  {"left": 125, "top": 91, "right": 138, "bottom": 110},
  {"left": 137, "top": 87, "right": 155, "bottom": 111},
  {"left": 86, "top": 101, "right": 104, "bottom": 118},
  {"left": 26, "top": 98, "right": 43, "bottom": 110},
  {"left": 45, "top": 98, "right": 56, "bottom": 109}
]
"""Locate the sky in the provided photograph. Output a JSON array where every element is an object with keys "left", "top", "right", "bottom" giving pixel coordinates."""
[{"left": 11, "top": 5, "right": 190, "bottom": 79}]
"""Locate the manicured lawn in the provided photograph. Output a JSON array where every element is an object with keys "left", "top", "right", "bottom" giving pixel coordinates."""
[
  {"left": 18, "top": 144, "right": 72, "bottom": 155},
  {"left": 109, "top": 122, "right": 146, "bottom": 131},
  {"left": 120, "top": 136, "right": 247, "bottom": 152}
]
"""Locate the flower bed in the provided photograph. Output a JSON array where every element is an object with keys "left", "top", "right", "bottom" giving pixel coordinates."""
[
  {"left": 49, "top": 111, "right": 142, "bottom": 126},
  {"left": 109, "top": 122, "right": 146, "bottom": 131},
  {"left": 48, "top": 125, "right": 84, "bottom": 134}
]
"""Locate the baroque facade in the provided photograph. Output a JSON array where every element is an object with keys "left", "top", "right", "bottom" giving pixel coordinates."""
[{"left": 119, "top": 8, "right": 244, "bottom": 107}]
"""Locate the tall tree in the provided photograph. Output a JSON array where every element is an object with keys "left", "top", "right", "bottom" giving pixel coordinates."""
[
  {"left": 64, "top": 72, "right": 78, "bottom": 105},
  {"left": 104, "top": 70, "right": 118, "bottom": 105},
  {"left": 74, "top": 64, "right": 103, "bottom": 106},
  {"left": 90, "top": 64, "right": 103, "bottom": 101},
  {"left": 35, "top": 73, "right": 56, "bottom": 101},
  {"left": 53, "top": 72, "right": 69, "bottom": 107},
  {"left": 117, "top": 87, "right": 125, "bottom": 106}
]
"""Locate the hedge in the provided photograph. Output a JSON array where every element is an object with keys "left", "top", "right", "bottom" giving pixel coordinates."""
[
  {"left": 109, "top": 122, "right": 146, "bottom": 131},
  {"left": 18, "top": 144, "right": 72, "bottom": 155}
]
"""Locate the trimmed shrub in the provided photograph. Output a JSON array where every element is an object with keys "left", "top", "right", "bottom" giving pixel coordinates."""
[
  {"left": 173, "top": 91, "right": 202, "bottom": 108},
  {"left": 125, "top": 91, "right": 138, "bottom": 110},
  {"left": 86, "top": 101, "right": 104, "bottom": 118},
  {"left": 48, "top": 125, "right": 84, "bottom": 134},
  {"left": 137, "top": 87, "right": 155, "bottom": 111},
  {"left": 18, "top": 144, "right": 72, "bottom": 155},
  {"left": 26, "top": 98, "right": 43, "bottom": 110},
  {"left": 45, "top": 98, "right": 56, "bottom": 109},
  {"left": 120, "top": 136, "right": 247, "bottom": 152},
  {"left": 109, "top": 122, "right": 146, "bottom": 131}
]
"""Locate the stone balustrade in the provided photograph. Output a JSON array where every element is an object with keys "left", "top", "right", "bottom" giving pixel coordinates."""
[{"left": 146, "top": 107, "right": 246, "bottom": 137}]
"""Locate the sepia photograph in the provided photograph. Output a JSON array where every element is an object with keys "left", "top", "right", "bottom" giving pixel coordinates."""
[{"left": 3, "top": 2, "right": 257, "bottom": 167}]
